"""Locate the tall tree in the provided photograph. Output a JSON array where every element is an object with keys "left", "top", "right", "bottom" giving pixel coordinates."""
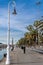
[
  {"left": 26, "top": 25, "right": 34, "bottom": 31},
  {"left": 33, "top": 20, "right": 41, "bottom": 45}
]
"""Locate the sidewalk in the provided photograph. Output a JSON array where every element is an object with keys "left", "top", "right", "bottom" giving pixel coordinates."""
[
  {"left": 0, "top": 47, "right": 43, "bottom": 65},
  {"left": 10, "top": 47, "right": 43, "bottom": 65}
]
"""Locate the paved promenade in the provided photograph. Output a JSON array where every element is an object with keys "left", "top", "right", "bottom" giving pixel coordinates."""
[{"left": 0, "top": 47, "right": 43, "bottom": 65}]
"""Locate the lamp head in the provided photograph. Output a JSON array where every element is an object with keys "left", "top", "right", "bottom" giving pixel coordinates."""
[{"left": 12, "top": 7, "right": 17, "bottom": 15}]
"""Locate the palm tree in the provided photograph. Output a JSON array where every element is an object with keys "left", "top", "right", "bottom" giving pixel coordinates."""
[
  {"left": 24, "top": 32, "right": 33, "bottom": 46},
  {"left": 26, "top": 25, "right": 37, "bottom": 46},
  {"left": 26, "top": 25, "right": 34, "bottom": 31},
  {"left": 34, "top": 20, "right": 41, "bottom": 45},
  {"left": 34, "top": 20, "right": 41, "bottom": 27}
]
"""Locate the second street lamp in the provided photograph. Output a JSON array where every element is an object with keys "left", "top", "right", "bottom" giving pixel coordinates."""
[{"left": 6, "top": 0, "right": 17, "bottom": 64}]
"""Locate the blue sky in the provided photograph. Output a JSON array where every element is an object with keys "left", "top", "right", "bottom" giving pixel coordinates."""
[{"left": 0, "top": 0, "right": 43, "bottom": 44}]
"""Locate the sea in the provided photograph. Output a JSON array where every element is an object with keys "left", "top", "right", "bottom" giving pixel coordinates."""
[{"left": 0, "top": 49, "right": 6, "bottom": 60}]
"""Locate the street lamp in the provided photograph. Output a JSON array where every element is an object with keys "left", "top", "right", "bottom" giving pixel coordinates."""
[{"left": 6, "top": 0, "right": 17, "bottom": 64}]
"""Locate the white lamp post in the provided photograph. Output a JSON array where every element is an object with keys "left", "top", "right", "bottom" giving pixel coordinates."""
[{"left": 6, "top": 0, "right": 17, "bottom": 64}]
